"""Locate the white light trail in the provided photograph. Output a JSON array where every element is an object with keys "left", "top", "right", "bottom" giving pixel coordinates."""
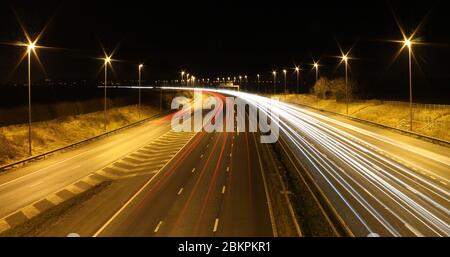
[{"left": 160, "top": 86, "right": 449, "bottom": 236}]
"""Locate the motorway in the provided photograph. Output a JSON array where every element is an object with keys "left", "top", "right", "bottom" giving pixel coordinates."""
[
  {"left": 89, "top": 130, "right": 273, "bottom": 237},
  {"left": 0, "top": 91, "right": 277, "bottom": 237},
  {"left": 0, "top": 88, "right": 448, "bottom": 237},
  {"left": 199, "top": 89, "right": 449, "bottom": 237}
]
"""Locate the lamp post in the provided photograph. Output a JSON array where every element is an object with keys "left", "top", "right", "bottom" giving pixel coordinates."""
[
  {"left": 138, "top": 64, "right": 143, "bottom": 118},
  {"left": 272, "top": 71, "right": 277, "bottom": 94},
  {"left": 283, "top": 69, "right": 287, "bottom": 93},
  {"left": 400, "top": 38, "right": 414, "bottom": 131},
  {"left": 314, "top": 62, "right": 319, "bottom": 82},
  {"left": 342, "top": 55, "right": 349, "bottom": 115},
  {"left": 181, "top": 71, "right": 185, "bottom": 86},
  {"left": 257, "top": 74, "right": 260, "bottom": 93},
  {"left": 103, "top": 56, "right": 111, "bottom": 131},
  {"left": 314, "top": 62, "right": 319, "bottom": 109},
  {"left": 295, "top": 67, "right": 300, "bottom": 94},
  {"left": 26, "top": 42, "right": 36, "bottom": 156}
]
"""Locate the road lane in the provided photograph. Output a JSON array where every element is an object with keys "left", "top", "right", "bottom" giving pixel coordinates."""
[
  {"left": 93, "top": 93, "right": 274, "bottom": 237},
  {"left": 203, "top": 89, "right": 449, "bottom": 237},
  {"left": 0, "top": 115, "right": 178, "bottom": 219}
]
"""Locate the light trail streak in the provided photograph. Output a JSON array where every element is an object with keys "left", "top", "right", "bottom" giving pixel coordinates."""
[{"left": 159, "top": 87, "right": 449, "bottom": 236}]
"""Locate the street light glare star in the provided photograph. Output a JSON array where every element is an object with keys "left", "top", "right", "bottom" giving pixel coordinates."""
[
  {"left": 403, "top": 38, "right": 412, "bottom": 48},
  {"left": 27, "top": 41, "right": 36, "bottom": 52},
  {"left": 342, "top": 55, "right": 348, "bottom": 62},
  {"left": 295, "top": 67, "right": 300, "bottom": 72},
  {"left": 314, "top": 63, "right": 319, "bottom": 68}
]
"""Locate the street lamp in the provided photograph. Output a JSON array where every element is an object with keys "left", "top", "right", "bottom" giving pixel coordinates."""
[
  {"left": 403, "top": 38, "right": 414, "bottom": 131},
  {"left": 257, "top": 74, "right": 260, "bottom": 92},
  {"left": 26, "top": 41, "right": 37, "bottom": 155},
  {"left": 342, "top": 55, "right": 349, "bottom": 115},
  {"left": 313, "top": 62, "right": 319, "bottom": 82},
  {"left": 138, "top": 64, "right": 144, "bottom": 118},
  {"left": 103, "top": 56, "right": 111, "bottom": 131},
  {"left": 181, "top": 71, "right": 185, "bottom": 86},
  {"left": 295, "top": 67, "right": 300, "bottom": 94},
  {"left": 272, "top": 71, "right": 277, "bottom": 94},
  {"left": 313, "top": 62, "right": 319, "bottom": 109},
  {"left": 283, "top": 69, "right": 287, "bottom": 93}
]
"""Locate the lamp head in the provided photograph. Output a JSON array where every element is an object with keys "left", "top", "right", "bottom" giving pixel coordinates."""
[
  {"left": 27, "top": 42, "right": 36, "bottom": 52},
  {"left": 404, "top": 39, "right": 412, "bottom": 48}
]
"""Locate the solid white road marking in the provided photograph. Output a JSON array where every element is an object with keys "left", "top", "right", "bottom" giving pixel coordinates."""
[
  {"left": 154, "top": 221, "right": 163, "bottom": 233},
  {"left": 213, "top": 218, "right": 219, "bottom": 232},
  {"left": 221, "top": 186, "right": 226, "bottom": 194},
  {"left": 192, "top": 168, "right": 196, "bottom": 173},
  {"left": 177, "top": 187, "right": 184, "bottom": 195}
]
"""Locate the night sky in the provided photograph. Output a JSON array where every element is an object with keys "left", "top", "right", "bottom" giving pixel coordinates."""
[{"left": 0, "top": 0, "right": 449, "bottom": 101}]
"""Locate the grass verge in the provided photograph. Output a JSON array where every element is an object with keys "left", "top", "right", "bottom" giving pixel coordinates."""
[{"left": 0, "top": 181, "right": 111, "bottom": 237}]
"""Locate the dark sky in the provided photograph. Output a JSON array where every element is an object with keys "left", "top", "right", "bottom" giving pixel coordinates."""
[{"left": 0, "top": 0, "right": 449, "bottom": 101}]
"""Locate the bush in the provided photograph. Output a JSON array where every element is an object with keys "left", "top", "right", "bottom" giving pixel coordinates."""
[
  {"left": 0, "top": 133, "right": 16, "bottom": 162},
  {"left": 313, "top": 77, "right": 359, "bottom": 101}
]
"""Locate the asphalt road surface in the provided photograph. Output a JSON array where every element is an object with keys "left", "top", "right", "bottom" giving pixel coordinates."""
[
  {"left": 202, "top": 89, "right": 449, "bottom": 237},
  {"left": 1, "top": 88, "right": 448, "bottom": 237},
  {"left": 0, "top": 114, "right": 175, "bottom": 219}
]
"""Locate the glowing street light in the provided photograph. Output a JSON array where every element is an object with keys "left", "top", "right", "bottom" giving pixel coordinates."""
[
  {"left": 313, "top": 62, "right": 319, "bottom": 82},
  {"left": 138, "top": 64, "right": 144, "bottom": 118},
  {"left": 295, "top": 67, "right": 301, "bottom": 94},
  {"left": 342, "top": 55, "right": 349, "bottom": 115},
  {"left": 180, "top": 71, "right": 185, "bottom": 86},
  {"left": 283, "top": 69, "right": 287, "bottom": 93},
  {"left": 257, "top": 74, "right": 260, "bottom": 92},
  {"left": 272, "top": 71, "right": 277, "bottom": 94},
  {"left": 313, "top": 62, "right": 320, "bottom": 109},
  {"left": 103, "top": 55, "right": 112, "bottom": 131},
  {"left": 26, "top": 40, "right": 37, "bottom": 155},
  {"left": 403, "top": 37, "right": 414, "bottom": 131}
]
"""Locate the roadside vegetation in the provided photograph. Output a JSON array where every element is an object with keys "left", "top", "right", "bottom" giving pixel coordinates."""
[
  {"left": 0, "top": 105, "right": 159, "bottom": 167},
  {"left": 273, "top": 78, "right": 450, "bottom": 141}
]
